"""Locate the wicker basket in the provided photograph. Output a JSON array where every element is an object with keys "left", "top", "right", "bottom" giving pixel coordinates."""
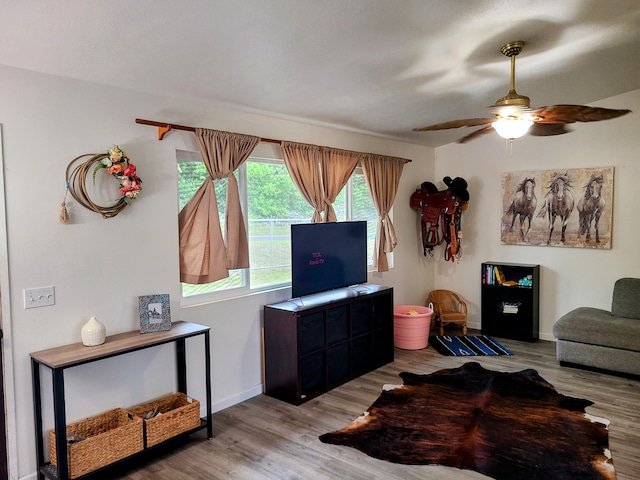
[
  {"left": 128, "top": 392, "right": 201, "bottom": 447},
  {"left": 49, "top": 408, "right": 143, "bottom": 479}
]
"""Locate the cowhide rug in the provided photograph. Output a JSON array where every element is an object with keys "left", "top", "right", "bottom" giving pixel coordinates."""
[{"left": 320, "top": 362, "right": 615, "bottom": 480}]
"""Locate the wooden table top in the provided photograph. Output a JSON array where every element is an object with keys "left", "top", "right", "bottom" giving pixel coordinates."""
[{"left": 30, "top": 321, "right": 209, "bottom": 369}]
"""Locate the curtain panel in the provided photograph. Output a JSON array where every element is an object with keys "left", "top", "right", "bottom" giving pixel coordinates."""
[
  {"left": 178, "top": 128, "right": 259, "bottom": 284},
  {"left": 321, "top": 147, "right": 360, "bottom": 222},
  {"left": 281, "top": 141, "right": 325, "bottom": 222},
  {"left": 360, "top": 154, "right": 405, "bottom": 272}
]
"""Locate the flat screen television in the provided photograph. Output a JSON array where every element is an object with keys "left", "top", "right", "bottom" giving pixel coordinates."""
[{"left": 291, "top": 221, "right": 368, "bottom": 298}]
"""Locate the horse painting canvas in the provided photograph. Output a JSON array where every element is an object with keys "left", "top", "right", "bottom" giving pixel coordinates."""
[
  {"left": 577, "top": 175, "right": 606, "bottom": 243},
  {"left": 501, "top": 167, "right": 613, "bottom": 248},
  {"left": 537, "top": 172, "right": 575, "bottom": 245},
  {"left": 503, "top": 177, "right": 537, "bottom": 242}
]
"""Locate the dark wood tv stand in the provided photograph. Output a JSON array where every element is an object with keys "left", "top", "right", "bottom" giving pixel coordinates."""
[{"left": 263, "top": 284, "right": 394, "bottom": 405}]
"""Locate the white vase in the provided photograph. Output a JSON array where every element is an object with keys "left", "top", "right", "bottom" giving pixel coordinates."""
[{"left": 81, "top": 316, "right": 106, "bottom": 346}]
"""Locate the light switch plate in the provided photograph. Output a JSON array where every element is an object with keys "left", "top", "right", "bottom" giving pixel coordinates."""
[{"left": 24, "top": 286, "right": 55, "bottom": 309}]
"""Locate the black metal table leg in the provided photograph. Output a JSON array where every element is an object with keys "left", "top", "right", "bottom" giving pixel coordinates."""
[
  {"left": 176, "top": 338, "right": 187, "bottom": 395},
  {"left": 31, "top": 359, "right": 45, "bottom": 480},
  {"left": 52, "top": 368, "right": 68, "bottom": 480},
  {"left": 204, "top": 331, "right": 213, "bottom": 439}
]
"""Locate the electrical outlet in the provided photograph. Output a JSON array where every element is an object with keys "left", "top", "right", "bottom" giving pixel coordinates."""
[{"left": 24, "top": 286, "right": 55, "bottom": 309}]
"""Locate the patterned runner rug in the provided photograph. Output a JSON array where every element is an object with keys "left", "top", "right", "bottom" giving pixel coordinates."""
[{"left": 430, "top": 334, "right": 512, "bottom": 356}]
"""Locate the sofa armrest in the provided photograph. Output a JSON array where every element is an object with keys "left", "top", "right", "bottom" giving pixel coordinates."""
[
  {"left": 553, "top": 307, "right": 612, "bottom": 340},
  {"left": 554, "top": 306, "right": 640, "bottom": 352},
  {"left": 611, "top": 278, "right": 640, "bottom": 319}
]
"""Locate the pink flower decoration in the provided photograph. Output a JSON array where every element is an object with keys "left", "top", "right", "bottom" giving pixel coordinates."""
[{"left": 123, "top": 164, "right": 137, "bottom": 177}]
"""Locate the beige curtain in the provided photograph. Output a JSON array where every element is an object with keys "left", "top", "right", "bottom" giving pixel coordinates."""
[
  {"left": 361, "top": 154, "right": 406, "bottom": 272},
  {"left": 178, "top": 128, "right": 260, "bottom": 284},
  {"left": 281, "top": 141, "right": 324, "bottom": 222},
  {"left": 321, "top": 148, "right": 360, "bottom": 222}
]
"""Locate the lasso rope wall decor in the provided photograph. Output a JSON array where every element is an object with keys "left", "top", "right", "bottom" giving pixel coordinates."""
[{"left": 60, "top": 145, "right": 142, "bottom": 223}]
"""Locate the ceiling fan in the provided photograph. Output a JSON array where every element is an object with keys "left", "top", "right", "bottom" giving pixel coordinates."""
[{"left": 413, "top": 41, "right": 631, "bottom": 144}]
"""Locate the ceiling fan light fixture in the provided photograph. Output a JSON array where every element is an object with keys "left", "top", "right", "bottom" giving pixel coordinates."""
[{"left": 493, "top": 117, "right": 533, "bottom": 140}]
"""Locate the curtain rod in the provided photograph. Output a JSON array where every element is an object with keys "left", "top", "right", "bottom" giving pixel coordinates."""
[
  {"left": 135, "top": 118, "right": 411, "bottom": 163},
  {"left": 135, "top": 118, "right": 281, "bottom": 144}
]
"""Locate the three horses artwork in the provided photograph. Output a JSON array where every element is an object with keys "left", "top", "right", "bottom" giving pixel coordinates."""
[{"left": 501, "top": 167, "right": 613, "bottom": 248}]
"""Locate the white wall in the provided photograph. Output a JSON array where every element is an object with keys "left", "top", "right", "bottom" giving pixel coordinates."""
[
  {"left": 0, "top": 64, "right": 434, "bottom": 478},
  {"left": 432, "top": 89, "right": 640, "bottom": 339}
]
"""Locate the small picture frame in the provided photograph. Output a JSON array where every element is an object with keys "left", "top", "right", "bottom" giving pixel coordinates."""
[{"left": 138, "top": 294, "right": 171, "bottom": 333}]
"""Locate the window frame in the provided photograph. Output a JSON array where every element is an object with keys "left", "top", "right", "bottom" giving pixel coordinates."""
[{"left": 177, "top": 149, "right": 388, "bottom": 305}]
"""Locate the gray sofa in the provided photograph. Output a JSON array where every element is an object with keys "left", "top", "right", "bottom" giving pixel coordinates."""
[{"left": 553, "top": 277, "right": 640, "bottom": 376}]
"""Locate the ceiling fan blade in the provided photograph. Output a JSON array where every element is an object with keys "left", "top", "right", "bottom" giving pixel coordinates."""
[
  {"left": 458, "top": 125, "right": 495, "bottom": 144},
  {"left": 413, "top": 118, "right": 495, "bottom": 132},
  {"left": 532, "top": 105, "right": 631, "bottom": 124},
  {"left": 528, "top": 123, "right": 571, "bottom": 137}
]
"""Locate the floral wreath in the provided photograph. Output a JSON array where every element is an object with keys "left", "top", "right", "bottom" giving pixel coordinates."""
[
  {"left": 97, "top": 145, "right": 142, "bottom": 203},
  {"left": 60, "top": 145, "right": 143, "bottom": 223}
]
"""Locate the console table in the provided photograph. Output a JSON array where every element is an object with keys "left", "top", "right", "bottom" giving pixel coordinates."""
[{"left": 30, "top": 321, "right": 212, "bottom": 480}]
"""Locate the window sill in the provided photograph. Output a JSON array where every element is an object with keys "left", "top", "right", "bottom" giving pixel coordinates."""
[{"left": 180, "top": 284, "right": 291, "bottom": 309}]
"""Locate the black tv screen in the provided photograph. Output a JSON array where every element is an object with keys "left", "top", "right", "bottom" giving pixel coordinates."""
[{"left": 291, "top": 221, "right": 368, "bottom": 298}]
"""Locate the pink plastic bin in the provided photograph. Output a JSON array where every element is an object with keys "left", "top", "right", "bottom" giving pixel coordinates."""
[{"left": 393, "top": 305, "right": 434, "bottom": 350}]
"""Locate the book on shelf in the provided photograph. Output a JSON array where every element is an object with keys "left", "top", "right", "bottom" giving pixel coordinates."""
[
  {"left": 483, "top": 264, "right": 508, "bottom": 285},
  {"left": 493, "top": 266, "right": 506, "bottom": 285},
  {"left": 502, "top": 301, "right": 522, "bottom": 314}
]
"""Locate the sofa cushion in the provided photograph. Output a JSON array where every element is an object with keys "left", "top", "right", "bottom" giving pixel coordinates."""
[
  {"left": 554, "top": 307, "right": 640, "bottom": 352},
  {"left": 611, "top": 278, "right": 640, "bottom": 319}
]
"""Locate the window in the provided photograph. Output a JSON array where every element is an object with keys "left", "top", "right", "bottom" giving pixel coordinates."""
[{"left": 177, "top": 150, "right": 380, "bottom": 301}]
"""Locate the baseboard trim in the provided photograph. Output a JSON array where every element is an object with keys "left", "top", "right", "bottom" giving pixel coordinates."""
[{"left": 211, "top": 385, "right": 263, "bottom": 414}]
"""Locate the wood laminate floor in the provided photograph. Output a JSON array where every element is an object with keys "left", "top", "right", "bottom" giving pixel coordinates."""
[{"left": 107, "top": 335, "right": 639, "bottom": 480}]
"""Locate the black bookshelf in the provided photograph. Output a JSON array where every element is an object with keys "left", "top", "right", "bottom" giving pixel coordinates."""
[{"left": 481, "top": 262, "right": 539, "bottom": 342}]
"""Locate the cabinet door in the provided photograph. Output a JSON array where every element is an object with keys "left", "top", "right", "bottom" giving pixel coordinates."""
[
  {"left": 351, "top": 335, "right": 372, "bottom": 375},
  {"left": 327, "top": 343, "right": 350, "bottom": 386},
  {"left": 372, "top": 292, "right": 393, "bottom": 328},
  {"left": 299, "top": 352, "right": 325, "bottom": 397},
  {"left": 350, "top": 299, "right": 371, "bottom": 336},
  {"left": 372, "top": 327, "right": 394, "bottom": 367},
  {"left": 326, "top": 305, "right": 349, "bottom": 345},
  {"left": 298, "top": 312, "right": 325, "bottom": 355}
]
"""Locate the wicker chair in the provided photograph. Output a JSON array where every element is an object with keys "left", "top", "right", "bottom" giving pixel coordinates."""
[{"left": 428, "top": 289, "right": 468, "bottom": 336}]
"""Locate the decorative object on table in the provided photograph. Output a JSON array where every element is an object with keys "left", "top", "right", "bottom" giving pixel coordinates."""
[
  {"left": 138, "top": 294, "right": 171, "bottom": 333},
  {"left": 429, "top": 335, "right": 512, "bottom": 356},
  {"left": 501, "top": 167, "right": 613, "bottom": 248},
  {"left": 60, "top": 145, "right": 142, "bottom": 223},
  {"left": 409, "top": 176, "right": 469, "bottom": 261},
  {"left": 81, "top": 316, "right": 106, "bottom": 346},
  {"left": 320, "top": 362, "right": 615, "bottom": 480}
]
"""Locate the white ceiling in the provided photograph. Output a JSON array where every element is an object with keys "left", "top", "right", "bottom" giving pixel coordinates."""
[{"left": 1, "top": 0, "right": 639, "bottom": 147}]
